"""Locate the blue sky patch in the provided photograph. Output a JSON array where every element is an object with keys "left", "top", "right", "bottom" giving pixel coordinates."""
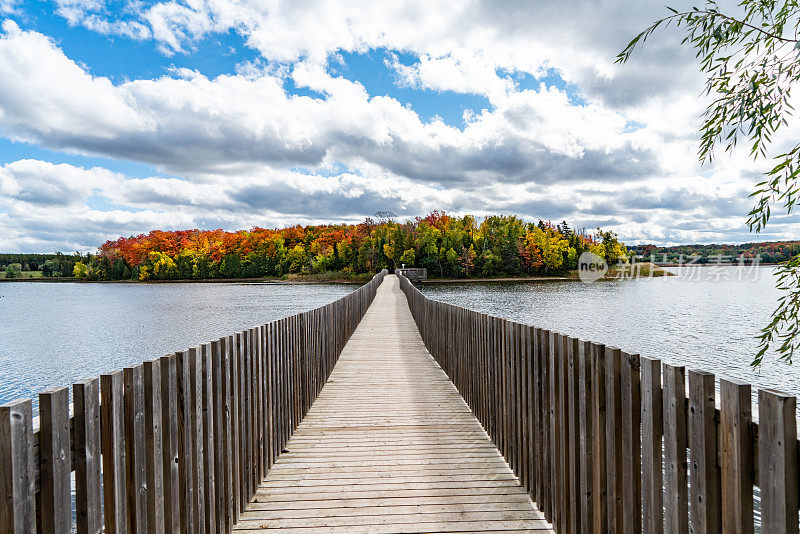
[
  {"left": 0, "top": 138, "right": 168, "bottom": 179},
  {"left": 502, "top": 67, "right": 586, "bottom": 106},
  {"left": 7, "top": 5, "right": 259, "bottom": 83},
  {"left": 85, "top": 193, "right": 146, "bottom": 212},
  {"left": 290, "top": 163, "right": 358, "bottom": 178},
  {"left": 329, "top": 48, "right": 492, "bottom": 128}
]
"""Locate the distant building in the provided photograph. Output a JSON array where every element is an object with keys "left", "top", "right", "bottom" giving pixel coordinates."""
[{"left": 397, "top": 265, "right": 427, "bottom": 282}]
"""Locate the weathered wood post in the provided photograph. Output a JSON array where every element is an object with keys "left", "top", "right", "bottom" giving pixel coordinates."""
[{"left": 0, "top": 399, "right": 35, "bottom": 534}]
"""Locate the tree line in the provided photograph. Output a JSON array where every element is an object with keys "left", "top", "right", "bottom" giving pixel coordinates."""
[
  {"left": 0, "top": 252, "right": 82, "bottom": 278},
  {"left": 628, "top": 241, "right": 800, "bottom": 264},
  {"left": 73, "top": 212, "right": 627, "bottom": 281}
]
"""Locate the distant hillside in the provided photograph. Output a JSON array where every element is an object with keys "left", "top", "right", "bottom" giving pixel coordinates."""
[{"left": 628, "top": 241, "right": 800, "bottom": 264}]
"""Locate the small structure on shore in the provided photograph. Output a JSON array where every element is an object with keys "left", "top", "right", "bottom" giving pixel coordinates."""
[{"left": 396, "top": 266, "right": 427, "bottom": 282}]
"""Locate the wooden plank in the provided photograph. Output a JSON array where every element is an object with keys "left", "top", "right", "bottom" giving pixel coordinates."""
[
  {"left": 532, "top": 327, "right": 542, "bottom": 510},
  {"left": 547, "top": 333, "right": 560, "bottom": 533},
  {"left": 123, "top": 365, "right": 148, "bottom": 532},
  {"left": 591, "top": 342, "right": 607, "bottom": 532},
  {"left": 688, "top": 370, "right": 720, "bottom": 534},
  {"left": 518, "top": 323, "right": 529, "bottom": 493},
  {"left": 38, "top": 387, "right": 71, "bottom": 533},
  {"left": 229, "top": 334, "right": 241, "bottom": 524},
  {"left": 640, "top": 356, "right": 663, "bottom": 534},
  {"left": 578, "top": 339, "right": 593, "bottom": 533},
  {"left": 267, "top": 322, "right": 276, "bottom": 469},
  {"left": 254, "top": 326, "right": 263, "bottom": 484},
  {"left": 758, "top": 388, "right": 798, "bottom": 534},
  {"left": 235, "top": 274, "right": 550, "bottom": 533},
  {"left": 662, "top": 363, "right": 688, "bottom": 534},
  {"left": 189, "top": 347, "right": 207, "bottom": 533},
  {"left": 248, "top": 328, "right": 257, "bottom": 495},
  {"left": 259, "top": 324, "right": 267, "bottom": 480},
  {"left": 541, "top": 328, "right": 552, "bottom": 523},
  {"left": 621, "top": 351, "right": 642, "bottom": 534},
  {"left": 556, "top": 333, "right": 569, "bottom": 533},
  {"left": 239, "top": 330, "right": 250, "bottom": 508},
  {"left": 201, "top": 343, "right": 217, "bottom": 534},
  {"left": 177, "top": 349, "right": 196, "bottom": 534},
  {"left": 719, "top": 378, "right": 753, "bottom": 534},
  {"left": 211, "top": 339, "right": 227, "bottom": 534},
  {"left": 502, "top": 318, "right": 510, "bottom": 467},
  {"left": 605, "top": 346, "right": 623, "bottom": 534},
  {"left": 74, "top": 378, "right": 102, "bottom": 534},
  {"left": 293, "top": 316, "right": 300, "bottom": 435},
  {"left": 511, "top": 320, "right": 519, "bottom": 480},
  {"left": 566, "top": 336, "right": 580, "bottom": 534},
  {"left": 230, "top": 332, "right": 246, "bottom": 523},
  {"left": 525, "top": 325, "right": 536, "bottom": 504},
  {"left": 101, "top": 371, "right": 127, "bottom": 533},
  {"left": 160, "top": 354, "right": 181, "bottom": 533},
  {"left": 144, "top": 359, "right": 165, "bottom": 534},
  {"left": 0, "top": 399, "right": 35, "bottom": 534}
]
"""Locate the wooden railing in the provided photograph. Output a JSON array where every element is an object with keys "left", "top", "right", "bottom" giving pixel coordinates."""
[
  {"left": 398, "top": 273, "right": 799, "bottom": 534},
  {"left": 0, "top": 269, "right": 387, "bottom": 534}
]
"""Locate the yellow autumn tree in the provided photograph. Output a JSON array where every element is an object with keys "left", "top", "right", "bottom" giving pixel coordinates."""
[{"left": 525, "top": 227, "right": 570, "bottom": 271}]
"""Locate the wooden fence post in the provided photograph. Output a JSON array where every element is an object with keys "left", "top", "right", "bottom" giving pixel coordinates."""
[
  {"left": 578, "top": 339, "right": 594, "bottom": 533},
  {"left": 605, "top": 347, "right": 623, "bottom": 534},
  {"left": 688, "top": 370, "right": 721, "bottom": 534},
  {"left": 547, "top": 331, "right": 559, "bottom": 531},
  {"left": 567, "top": 336, "right": 581, "bottom": 534},
  {"left": 621, "top": 351, "right": 642, "bottom": 534},
  {"left": 143, "top": 359, "right": 165, "bottom": 534},
  {"left": 160, "top": 353, "right": 181, "bottom": 533},
  {"left": 177, "top": 350, "right": 196, "bottom": 533},
  {"left": 211, "top": 339, "right": 227, "bottom": 534},
  {"left": 123, "top": 365, "right": 148, "bottom": 532},
  {"left": 39, "top": 387, "right": 71, "bottom": 534},
  {"left": 591, "top": 343, "right": 607, "bottom": 532},
  {"left": 533, "top": 327, "right": 543, "bottom": 512},
  {"left": 663, "top": 363, "right": 688, "bottom": 534},
  {"left": 74, "top": 378, "right": 102, "bottom": 534},
  {"left": 640, "top": 357, "right": 663, "bottom": 534},
  {"left": 758, "top": 389, "right": 799, "bottom": 534},
  {"left": 201, "top": 343, "right": 216, "bottom": 534},
  {"left": 228, "top": 335, "right": 241, "bottom": 523},
  {"left": 101, "top": 371, "right": 127, "bottom": 533},
  {"left": 0, "top": 399, "right": 35, "bottom": 534},
  {"left": 719, "top": 378, "right": 753, "bottom": 534}
]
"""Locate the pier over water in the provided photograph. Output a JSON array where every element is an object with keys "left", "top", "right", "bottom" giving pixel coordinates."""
[{"left": 1, "top": 272, "right": 797, "bottom": 533}]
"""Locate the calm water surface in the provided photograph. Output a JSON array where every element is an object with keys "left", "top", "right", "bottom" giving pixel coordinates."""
[
  {"left": 420, "top": 265, "right": 800, "bottom": 404},
  {"left": 2, "top": 267, "right": 799, "bottom": 410},
  {"left": 2, "top": 270, "right": 786, "bottom": 529},
  {"left": 0, "top": 281, "right": 355, "bottom": 405}
]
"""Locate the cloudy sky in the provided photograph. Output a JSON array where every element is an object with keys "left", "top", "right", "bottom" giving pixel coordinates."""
[{"left": 0, "top": 0, "right": 797, "bottom": 252}]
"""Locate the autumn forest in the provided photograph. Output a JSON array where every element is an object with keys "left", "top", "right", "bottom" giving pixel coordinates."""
[{"left": 66, "top": 212, "right": 627, "bottom": 281}]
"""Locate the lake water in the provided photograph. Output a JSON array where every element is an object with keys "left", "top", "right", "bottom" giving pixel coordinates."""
[
  {"left": 419, "top": 265, "right": 800, "bottom": 406},
  {"left": 1, "top": 269, "right": 786, "bottom": 530},
  {"left": 0, "top": 281, "right": 355, "bottom": 406},
  {"left": 2, "top": 267, "right": 798, "bottom": 410}
]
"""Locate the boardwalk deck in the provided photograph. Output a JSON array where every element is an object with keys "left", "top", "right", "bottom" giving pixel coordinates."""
[{"left": 235, "top": 275, "right": 553, "bottom": 533}]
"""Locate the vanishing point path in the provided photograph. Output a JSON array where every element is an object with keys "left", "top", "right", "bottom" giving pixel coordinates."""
[{"left": 234, "top": 275, "right": 553, "bottom": 533}]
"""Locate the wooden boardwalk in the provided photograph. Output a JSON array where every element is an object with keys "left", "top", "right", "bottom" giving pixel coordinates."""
[{"left": 234, "top": 275, "right": 553, "bottom": 533}]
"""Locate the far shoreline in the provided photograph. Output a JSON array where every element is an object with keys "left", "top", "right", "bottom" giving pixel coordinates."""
[{"left": 0, "top": 263, "right": 678, "bottom": 284}]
